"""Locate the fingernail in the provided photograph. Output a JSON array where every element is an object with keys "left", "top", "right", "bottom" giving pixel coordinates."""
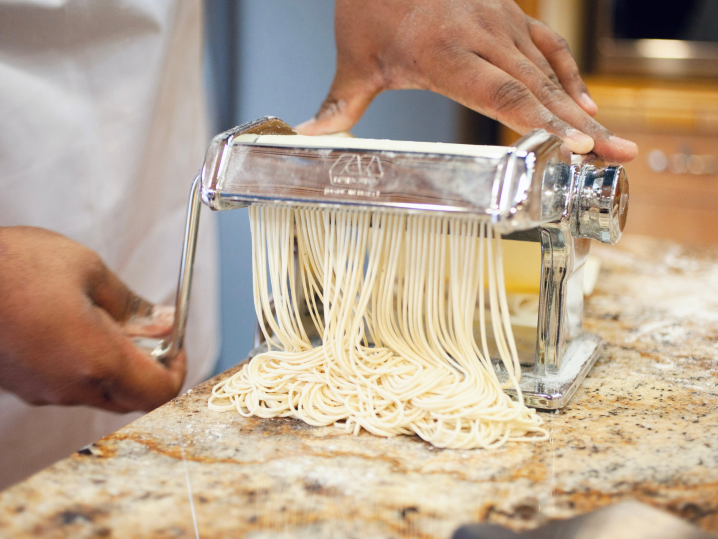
[
  {"left": 294, "top": 118, "right": 316, "bottom": 133},
  {"left": 151, "top": 305, "right": 175, "bottom": 327},
  {"left": 124, "top": 305, "right": 175, "bottom": 337},
  {"left": 580, "top": 92, "right": 598, "bottom": 113},
  {"left": 609, "top": 135, "right": 638, "bottom": 153},
  {"left": 564, "top": 129, "right": 595, "bottom": 154}
]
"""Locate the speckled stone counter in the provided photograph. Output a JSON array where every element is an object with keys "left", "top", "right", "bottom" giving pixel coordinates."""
[{"left": 1, "top": 236, "right": 717, "bottom": 538}]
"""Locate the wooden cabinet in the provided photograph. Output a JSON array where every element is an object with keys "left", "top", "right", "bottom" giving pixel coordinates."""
[
  {"left": 606, "top": 131, "right": 718, "bottom": 245},
  {"left": 587, "top": 77, "right": 718, "bottom": 245}
]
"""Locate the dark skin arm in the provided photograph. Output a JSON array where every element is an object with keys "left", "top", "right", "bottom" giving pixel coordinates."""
[
  {"left": 0, "top": 227, "right": 185, "bottom": 413},
  {"left": 298, "top": 0, "right": 638, "bottom": 163}
]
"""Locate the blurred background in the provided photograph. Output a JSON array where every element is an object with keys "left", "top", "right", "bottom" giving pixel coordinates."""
[{"left": 205, "top": 0, "right": 718, "bottom": 374}]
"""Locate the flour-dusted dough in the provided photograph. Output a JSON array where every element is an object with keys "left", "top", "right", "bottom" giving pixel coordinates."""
[{"left": 209, "top": 205, "right": 547, "bottom": 449}]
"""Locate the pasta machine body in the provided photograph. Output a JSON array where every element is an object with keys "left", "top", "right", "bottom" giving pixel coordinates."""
[{"left": 154, "top": 117, "right": 629, "bottom": 409}]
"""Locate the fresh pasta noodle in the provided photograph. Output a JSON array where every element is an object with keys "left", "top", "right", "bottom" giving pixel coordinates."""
[{"left": 209, "top": 204, "right": 548, "bottom": 449}]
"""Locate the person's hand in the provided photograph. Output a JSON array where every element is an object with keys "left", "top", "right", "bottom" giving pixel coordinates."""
[
  {"left": 297, "top": 0, "right": 638, "bottom": 163},
  {"left": 0, "top": 226, "right": 185, "bottom": 413}
]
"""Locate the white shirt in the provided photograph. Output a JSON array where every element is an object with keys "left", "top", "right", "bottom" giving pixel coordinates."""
[{"left": 0, "top": 0, "right": 219, "bottom": 489}]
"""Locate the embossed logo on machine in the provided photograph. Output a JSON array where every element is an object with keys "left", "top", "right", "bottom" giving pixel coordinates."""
[
  {"left": 329, "top": 154, "right": 383, "bottom": 186},
  {"left": 326, "top": 153, "right": 383, "bottom": 198}
]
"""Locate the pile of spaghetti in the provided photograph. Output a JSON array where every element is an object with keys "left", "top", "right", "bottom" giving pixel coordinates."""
[{"left": 209, "top": 205, "right": 547, "bottom": 449}]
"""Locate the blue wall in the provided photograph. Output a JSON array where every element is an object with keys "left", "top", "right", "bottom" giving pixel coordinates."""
[{"left": 208, "top": 0, "right": 462, "bottom": 374}]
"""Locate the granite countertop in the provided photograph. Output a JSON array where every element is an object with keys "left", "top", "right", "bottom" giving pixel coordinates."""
[{"left": 1, "top": 235, "right": 717, "bottom": 538}]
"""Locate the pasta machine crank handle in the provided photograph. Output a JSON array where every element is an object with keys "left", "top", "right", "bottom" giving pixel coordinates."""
[
  {"left": 151, "top": 172, "right": 203, "bottom": 365},
  {"left": 148, "top": 117, "right": 298, "bottom": 365}
]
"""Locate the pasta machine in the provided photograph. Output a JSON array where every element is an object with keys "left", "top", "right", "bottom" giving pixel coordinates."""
[{"left": 152, "top": 116, "right": 629, "bottom": 410}]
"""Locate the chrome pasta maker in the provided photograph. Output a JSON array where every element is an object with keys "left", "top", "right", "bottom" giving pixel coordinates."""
[{"left": 153, "top": 116, "right": 629, "bottom": 409}]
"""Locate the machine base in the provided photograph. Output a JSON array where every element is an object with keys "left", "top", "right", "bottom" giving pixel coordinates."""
[{"left": 497, "top": 333, "right": 603, "bottom": 410}]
